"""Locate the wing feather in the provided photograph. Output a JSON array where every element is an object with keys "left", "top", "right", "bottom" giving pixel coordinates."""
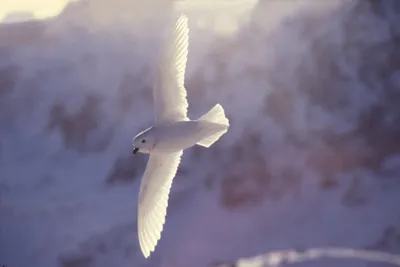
[
  {"left": 137, "top": 150, "right": 183, "bottom": 258},
  {"left": 153, "top": 14, "right": 189, "bottom": 124}
]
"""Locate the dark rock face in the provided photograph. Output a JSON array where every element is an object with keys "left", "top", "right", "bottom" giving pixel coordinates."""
[
  {"left": 46, "top": 94, "right": 113, "bottom": 153},
  {"left": 0, "top": 65, "right": 19, "bottom": 98},
  {"left": 0, "top": 20, "right": 45, "bottom": 48},
  {"left": 58, "top": 253, "right": 93, "bottom": 267},
  {"left": 106, "top": 155, "right": 147, "bottom": 185}
]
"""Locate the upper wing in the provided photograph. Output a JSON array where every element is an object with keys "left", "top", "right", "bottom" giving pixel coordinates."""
[
  {"left": 153, "top": 14, "right": 189, "bottom": 124},
  {"left": 137, "top": 150, "right": 183, "bottom": 258}
]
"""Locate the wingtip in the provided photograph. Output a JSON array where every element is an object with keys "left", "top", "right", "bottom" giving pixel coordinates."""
[{"left": 139, "top": 242, "right": 152, "bottom": 258}]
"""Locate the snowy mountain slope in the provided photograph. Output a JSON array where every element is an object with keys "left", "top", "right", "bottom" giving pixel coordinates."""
[
  {"left": 1, "top": 0, "right": 400, "bottom": 267},
  {"left": 232, "top": 247, "right": 400, "bottom": 267}
]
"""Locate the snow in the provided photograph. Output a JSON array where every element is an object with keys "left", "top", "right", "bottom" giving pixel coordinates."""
[{"left": 1, "top": 0, "right": 400, "bottom": 267}]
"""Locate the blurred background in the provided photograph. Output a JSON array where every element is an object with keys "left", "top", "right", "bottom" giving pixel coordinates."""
[{"left": 1, "top": 0, "right": 400, "bottom": 266}]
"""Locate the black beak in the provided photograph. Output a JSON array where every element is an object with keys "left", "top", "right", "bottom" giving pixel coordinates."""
[{"left": 132, "top": 147, "right": 139, "bottom": 155}]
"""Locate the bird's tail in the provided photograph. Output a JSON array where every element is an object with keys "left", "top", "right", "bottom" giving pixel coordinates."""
[{"left": 196, "top": 103, "right": 229, "bottom": 148}]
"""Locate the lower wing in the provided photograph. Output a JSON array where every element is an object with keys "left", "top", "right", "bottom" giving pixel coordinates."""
[{"left": 137, "top": 150, "right": 183, "bottom": 258}]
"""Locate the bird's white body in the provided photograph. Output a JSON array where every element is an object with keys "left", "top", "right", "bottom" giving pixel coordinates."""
[
  {"left": 131, "top": 14, "right": 230, "bottom": 258},
  {"left": 134, "top": 120, "right": 228, "bottom": 154}
]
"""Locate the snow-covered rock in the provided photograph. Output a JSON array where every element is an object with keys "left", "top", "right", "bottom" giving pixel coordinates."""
[{"left": 1, "top": 0, "right": 400, "bottom": 267}]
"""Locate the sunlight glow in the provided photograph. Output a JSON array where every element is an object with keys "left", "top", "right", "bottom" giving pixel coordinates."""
[{"left": 0, "top": 0, "right": 76, "bottom": 22}]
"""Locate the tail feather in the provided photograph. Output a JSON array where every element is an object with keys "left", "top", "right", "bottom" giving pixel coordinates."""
[{"left": 196, "top": 104, "right": 229, "bottom": 148}]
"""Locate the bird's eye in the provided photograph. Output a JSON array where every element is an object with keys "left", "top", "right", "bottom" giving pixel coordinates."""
[{"left": 141, "top": 139, "right": 146, "bottom": 143}]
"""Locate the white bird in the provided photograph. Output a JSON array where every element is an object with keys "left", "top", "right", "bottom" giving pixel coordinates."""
[{"left": 131, "top": 14, "right": 230, "bottom": 258}]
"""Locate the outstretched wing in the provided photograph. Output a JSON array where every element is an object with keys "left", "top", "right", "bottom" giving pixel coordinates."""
[
  {"left": 153, "top": 14, "right": 189, "bottom": 124},
  {"left": 137, "top": 150, "right": 183, "bottom": 258}
]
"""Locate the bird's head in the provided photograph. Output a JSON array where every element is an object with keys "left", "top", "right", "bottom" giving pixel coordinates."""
[{"left": 132, "top": 127, "right": 156, "bottom": 154}]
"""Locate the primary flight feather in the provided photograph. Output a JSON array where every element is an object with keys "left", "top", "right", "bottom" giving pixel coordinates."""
[{"left": 132, "top": 14, "right": 230, "bottom": 258}]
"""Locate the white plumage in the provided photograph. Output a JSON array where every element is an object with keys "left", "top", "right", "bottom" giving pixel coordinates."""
[
  {"left": 137, "top": 150, "right": 183, "bottom": 258},
  {"left": 153, "top": 15, "right": 189, "bottom": 123},
  {"left": 132, "top": 14, "right": 230, "bottom": 258}
]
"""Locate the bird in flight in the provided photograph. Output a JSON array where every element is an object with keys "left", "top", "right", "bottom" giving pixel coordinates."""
[{"left": 132, "top": 14, "right": 230, "bottom": 258}]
